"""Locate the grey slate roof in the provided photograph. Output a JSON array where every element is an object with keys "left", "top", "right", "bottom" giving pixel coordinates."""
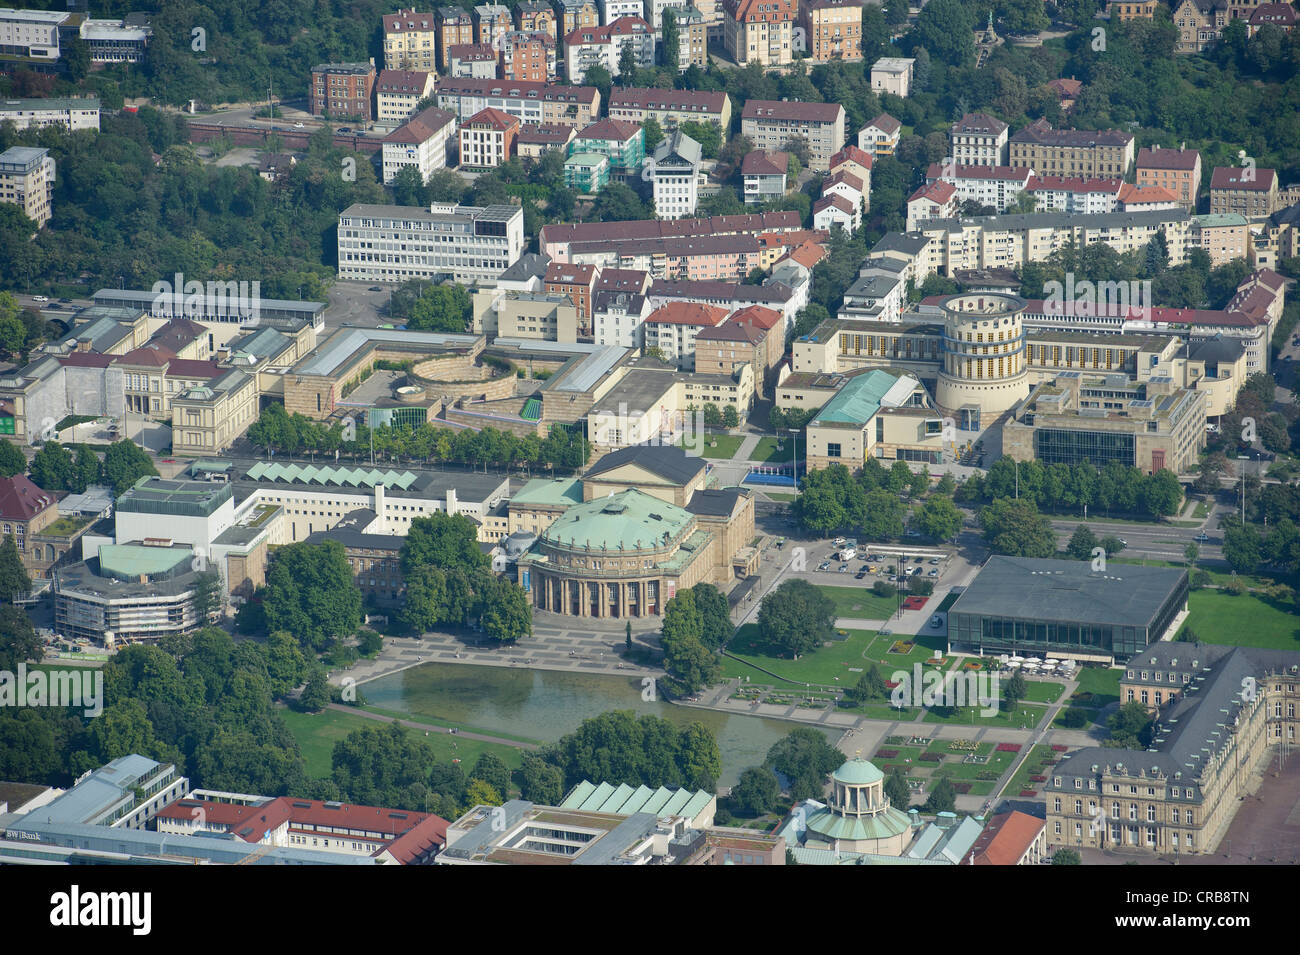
[{"left": 585, "top": 443, "right": 704, "bottom": 485}]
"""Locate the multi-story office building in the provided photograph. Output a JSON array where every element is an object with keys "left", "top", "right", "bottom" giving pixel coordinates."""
[
  {"left": 310, "top": 62, "right": 377, "bottom": 121},
  {"left": 79, "top": 15, "right": 152, "bottom": 63},
  {"left": 0, "top": 145, "right": 54, "bottom": 228},
  {"left": 741, "top": 100, "right": 845, "bottom": 173},
  {"left": 1008, "top": 118, "right": 1134, "bottom": 178},
  {"left": 337, "top": 202, "right": 525, "bottom": 284},
  {"left": 384, "top": 8, "right": 438, "bottom": 70},
  {"left": 0, "top": 7, "right": 68, "bottom": 62}
]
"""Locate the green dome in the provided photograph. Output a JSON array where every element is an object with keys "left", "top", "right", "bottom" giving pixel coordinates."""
[{"left": 833, "top": 758, "right": 883, "bottom": 786}]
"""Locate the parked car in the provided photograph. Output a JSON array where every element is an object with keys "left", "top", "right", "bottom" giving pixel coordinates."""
[
  {"left": 58, "top": 297, "right": 71, "bottom": 303},
  {"left": 1195, "top": 532, "right": 1209, "bottom": 543},
  {"left": 293, "top": 122, "right": 305, "bottom": 128},
  {"left": 839, "top": 564, "right": 849, "bottom": 573},
  {"left": 855, "top": 569, "right": 868, "bottom": 580},
  {"left": 930, "top": 615, "right": 944, "bottom": 628},
  {"left": 818, "top": 561, "right": 831, "bottom": 572},
  {"left": 929, "top": 557, "right": 941, "bottom": 565},
  {"left": 928, "top": 568, "right": 939, "bottom": 577}
]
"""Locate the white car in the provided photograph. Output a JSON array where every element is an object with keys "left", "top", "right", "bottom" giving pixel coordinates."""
[
  {"left": 32, "top": 295, "right": 48, "bottom": 302},
  {"left": 293, "top": 122, "right": 305, "bottom": 128}
]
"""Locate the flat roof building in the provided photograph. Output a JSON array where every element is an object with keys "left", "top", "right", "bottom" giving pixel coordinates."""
[{"left": 946, "top": 555, "right": 1188, "bottom": 663}]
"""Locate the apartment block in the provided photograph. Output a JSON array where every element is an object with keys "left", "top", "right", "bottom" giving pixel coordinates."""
[
  {"left": 449, "top": 43, "right": 500, "bottom": 78},
  {"left": 607, "top": 87, "right": 730, "bottom": 135},
  {"left": 1008, "top": 118, "right": 1134, "bottom": 179},
  {"left": 1135, "top": 145, "right": 1201, "bottom": 209},
  {"left": 926, "top": 163, "right": 1033, "bottom": 214},
  {"left": 950, "top": 112, "right": 1009, "bottom": 167},
  {"left": 798, "top": 0, "right": 862, "bottom": 61},
  {"left": 857, "top": 113, "right": 901, "bottom": 158},
  {"left": 672, "top": 6, "right": 710, "bottom": 70},
  {"left": 741, "top": 99, "right": 846, "bottom": 173},
  {"left": 434, "top": 77, "right": 601, "bottom": 129},
  {"left": 311, "top": 62, "right": 376, "bottom": 121},
  {"left": 723, "top": 0, "right": 796, "bottom": 68},
  {"left": 652, "top": 130, "right": 703, "bottom": 220},
  {"left": 0, "top": 145, "right": 54, "bottom": 228},
  {"left": 375, "top": 70, "right": 439, "bottom": 127},
  {"left": 554, "top": 0, "right": 601, "bottom": 40},
  {"left": 0, "top": 95, "right": 99, "bottom": 131},
  {"left": 564, "top": 16, "right": 654, "bottom": 84},
  {"left": 384, "top": 8, "right": 438, "bottom": 70},
  {"left": 437, "top": 6, "right": 476, "bottom": 68},
  {"left": 1208, "top": 166, "right": 1280, "bottom": 218},
  {"left": 516, "top": 1, "right": 559, "bottom": 39},
  {"left": 500, "top": 31, "right": 557, "bottom": 82},
  {"left": 475, "top": 3, "right": 514, "bottom": 47},
  {"left": 459, "top": 107, "right": 520, "bottom": 168}
]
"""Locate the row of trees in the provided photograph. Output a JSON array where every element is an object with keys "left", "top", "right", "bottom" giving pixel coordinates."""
[
  {"left": 794, "top": 461, "right": 943, "bottom": 540},
  {"left": 958, "top": 458, "right": 1185, "bottom": 521},
  {"left": 659, "top": 583, "right": 732, "bottom": 696},
  {"left": 248, "top": 403, "right": 590, "bottom": 473},
  {"left": 28, "top": 439, "right": 157, "bottom": 496}
]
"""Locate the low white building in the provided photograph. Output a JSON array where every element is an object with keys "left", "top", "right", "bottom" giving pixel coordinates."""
[
  {"left": 0, "top": 96, "right": 99, "bottom": 131},
  {"left": 79, "top": 15, "right": 152, "bottom": 63},
  {"left": 381, "top": 105, "right": 457, "bottom": 183},
  {"left": 813, "top": 194, "right": 856, "bottom": 234},
  {"left": 858, "top": 113, "right": 901, "bottom": 158},
  {"left": 651, "top": 130, "right": 702, "bottom": 220},
  {"left": 870, "top": 57, "right": 914, "bottom": 97}
]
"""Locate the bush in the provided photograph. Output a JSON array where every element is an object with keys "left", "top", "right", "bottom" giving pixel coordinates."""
[
  {"left": 873, "top": 580, "right": 897, "bottom": 597},
  {"left": 1057, "top": 708, "right": 1090, "bottom": 729},
  {"left": 1224, "top": 577, "right": 1248, "bottom": 596}
]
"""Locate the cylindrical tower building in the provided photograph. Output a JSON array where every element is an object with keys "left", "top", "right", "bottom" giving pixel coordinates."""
[{"left": 935, "top": 292, "right": 1030, "bottom": 416}]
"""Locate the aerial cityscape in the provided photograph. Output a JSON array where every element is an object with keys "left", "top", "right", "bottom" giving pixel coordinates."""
[{"left": 0, "top": 0, "right": 1295, "bottom": 886}]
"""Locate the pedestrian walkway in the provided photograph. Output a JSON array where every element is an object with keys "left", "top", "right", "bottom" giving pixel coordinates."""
[{"left": 732, "top": 432, "right": 761, "bottom": 462}]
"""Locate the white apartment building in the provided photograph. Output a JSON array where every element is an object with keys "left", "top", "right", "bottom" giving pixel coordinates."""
[
  {"left": 646, "top": 0, "right": 689, "bottom": 28},
  {"left": 0, "top": 145, "right": 54, "bottom": 228},
  {"left": 601, "top": 0, "right": 645, "bottom": 22},
  {"left": 0, "top": 96, "right": 99, "bottom": 131},
  {"left": 642, "top": 300, "right": 730, "bottom": 368},
  {"left": 741, "top": 99, "right": 846, "bottom": 172},
  {"left": 563, "top": 16, "right": 655, "bottom": 84},
  {"left": 651, "top": 130, "right": 702, "bottom": 220},
  {"left": 1025, "top": 175, "right": 1122, "bottom": 215},
  {"left": 949, "top": 113, "right": 1009, "bottom": 167},
  {"left": 870, "top": 57, "right": 914, "bottom": 97},
  {"left": 925, "top": 162, "right": 1034, "bottom": 213},
  {"left": 0, "top": 7, "right": 68, "bottom": 61},
  {"left": 381, "top": 105, "right": 457, "bottom": 184},
  {"left": 857, "top": 113, "right": 901, "bottom": 158},
  {"left": 337, "top": 202, "right": 525, "bottom": 284}
]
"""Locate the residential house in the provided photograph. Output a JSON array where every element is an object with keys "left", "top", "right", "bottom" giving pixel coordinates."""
[
  {"left": 798, "top": 0, "right": 863, "bottom": 61},
  {"left": 500, "top": 31, "right": 557, "bottom": 82},
  {"left": 310, "top": 62, "right": 376, "bottom": 122},
  {"left": 516, "top": 1, "right": 559, "bottom": 40},
  {"left": 906, "top": 180, "right": 958, "bottom": 230},
  {"left": 950, "top": 112, "right": 1009, "bottom": 167},
  {"left": 437, "top": 6, "right": 477, "bottom": 68},
  {"left": 925, "top": 162, "right": 1034, "bottom": 213},
  {"left": 1136, "top": 145, "right": 1201, "bottom": 209},
  {"left": 383, "top": 8, "right": 438, "bottom": 71},
  {"left": 563, "top": 16, "right": 655, "bottom": 84},
  {"left": 742, "top": 150, "right": 790, "bottom": 205},
  {"left": 607, "top": 87, "right": 731, "bottom": 136},
  {"left": 0, "top": 474, "right": 57, "bottom": 583},
  {"left": 375, "top": 69, "right": 438, "bottom": 127},
  {"left": 571, "top": 118, "right": 645, "bottom": 174},
  {"left": 459, "top": 107, "right": 521, "bottom": 168},
  {"left": 0, "top": 146, "right": 55, "bottom": 228},
  {"left": 740, "top": 100, "right": 846, "bottom": 173},
  {"left": 1209, "top": 166, "right": 1280, "bottom": 217},
  {"left": 382, "top": 105, "right": 458, "bottom": 183},
  {"left": 857, "top": 113, "right": 901, "bottom": 158},
  {"left": 449, "top": 43, "right": 500, "bottom": 78},
  {"left": 516, "top": 122, "right": 578, "bottom": 159},
  {"left": 434, "top": 78, "right": 601, "bottom": 129},
  {"left": 722, "top": 0, "right": 797, "bottom": 68},
  {"left": 651, "top": 130, "right": 703, "bottom": 219},
  {"left": 1008, "top": 118, "right": 1134, "bottom": 178}
]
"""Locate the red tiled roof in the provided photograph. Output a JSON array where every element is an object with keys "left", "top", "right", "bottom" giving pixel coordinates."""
[
  {"left": 608, "top": 86, "right": 728, "bottom": 114},
  {"left": 725, "top": 0, "right": 796, "bottom": 23},
  {"left": 1210, "top": 166, "right": 1277, "bottom": 192},
  {"left": 952, "top": 112, "right": 1008, "bottom": 135},
  {"left": 376, "top": 69, "right": 436, "bottom": 93},
  {"left": 968, "top": 811, "right": 1044, "bottom": 866},
  {"left": 466, "top": 107, "right": 520, "bottom": 130},
  {"left": 742, "top": 99, "right": 843, "bottom": 124},
  {"left": 864, "top": 113, "right": 900, "bottom": 134},
  {"left": 59, "top": 353, "right": 114, "bottom": 368},
  {"left": 576, "top": 118, "right": 642, "bottom": 144},
  {"left": 781, "top": 238, "right": 828, "bottom": 269},
  {"left": 1026, "top": 175, "right": 1123, "bottom": 194},
  {"left": 697, "top": 320, "right": 763, "bottom": 344},
  {"left": 1047, "top": 78, "right": 1083, "bottom": 98},
  {"left": 384, "top": 105, "right": 457, "bottom": 144},
  {"left": 166, "top": 359, "right": 221, "bottom": 379},
  {"left": 909, "top": 180, "right": 956, "bottom": 204},
  {"left": 927, "top": 162, "right": 1033, "bottom": 181},
  {"left": 814, "top": 194, "right": 855, "bottom": 215},
  {"left": 729, "top": 304, "right": 783, "bottom": 331},
  {"left": 114, "top": 345, "right": 175, "bottom": 367},
  {"left": 825, "top": 170, "right": 864, "bottom": 193},
  {"left": 0, "top": 474, "right": 56, "bottom": 521},
  {"left": 544, "top": 262, "right": 598, "bottom": 286},
  {"left": 644, "top": 301, "right": 730, "bottom": 326},
  {"left": 829, "top": 144, "right": 873, "bottom": 171},
  {"left": 742, "top": 149, "right": 790, "bottom": 177},
  {"left": 1136, "top": 146, "right": 1200, "bottom": 171},
  {"left": 383, "top": 9, "right": 436, "bottom": 33},
  {"left": 1249, "top": 2, "right": 1296, "bottom": 25},
  {"left": 1117, "top": 182, "right": 1178, "bottom": 204},
  {"left": 448, "top": 43, "right": 497, "bottom": 62}
]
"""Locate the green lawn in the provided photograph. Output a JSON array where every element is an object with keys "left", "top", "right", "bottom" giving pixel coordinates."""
[
  {"left": 722, "top": 625, "right": 941, "bottom": 688},
  {"left": 680, "top": 433, "right": 743, "bottom": 459},
  {"left": 1018, "top": 680, "right": 1067, "bottom": 704},
  {"left": 818, "top": 584, "right": 920, "bottom": 625},
  {"left": 751, "top": 436, "right": 794, "bottom": 463},
  {"left": 920, "top": 702, "right": 1047, "bottom": 728},
  {"left": 1185, "top": 590, "right": 1300, "bottom": 651},
  {"left": 1004, "top": 744, "right": 1057, "bottom": 796},
  {"left": 1071, "top": 666, "right": 1121, "bottom": 709},
  {"left": 278, "top": 706, "right": 528, "bottom": 779}
]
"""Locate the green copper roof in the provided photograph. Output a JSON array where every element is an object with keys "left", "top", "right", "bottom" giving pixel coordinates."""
[
  {"left": 560, "top": 780, "right": 713, "bottom": 819},
  {"left": 245, "top": 462, "right": 419, "bottom": 490},
  {"left": 834, "top": 758, "right": 884, "bottom": 786},
  {"left": 98, "top": 543, "right": 193, "bottom": 579},
  {"left": 804, "top": 804, "right": 912, "bottom": 842},
  {"left": 541, "top": 488, "right": 693, "bottom": 551},
  {"left": 812, "top": 369, "right": 902, "bottom": 426},
  {"left": 511, "top": 477, "right": 583, "bottom": 509}
]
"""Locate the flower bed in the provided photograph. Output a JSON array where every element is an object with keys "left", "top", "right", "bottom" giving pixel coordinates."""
[
  {"left": 951, "top": 782, "right": 972, "bottom": 794},
  {"left": 877, "top": 749, "right": 899, "bottom": 759},
  {"left": 996, "top": 743, "right": 1022, "bottom": 753},
  {"left": 976, "top": 771, "right": 999, "bottom": 781},
  {"left": 1019, "top": 789, "right": 1037, "bottom": 797},
  {"left": 919, "top": 752, "right": 943, "bottom": 762},
  {"left": 889, "top": 641, "right": 915, "bottom": 654},
  {"left": 1052, "top": 744, "right": 1067, "bottom": 752},
  {"left": 1030, "top": 774, "right": 1047, "bottom": 782},
  {"left": 887, "top": 736, "right": 908, "bottom": 745}
]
